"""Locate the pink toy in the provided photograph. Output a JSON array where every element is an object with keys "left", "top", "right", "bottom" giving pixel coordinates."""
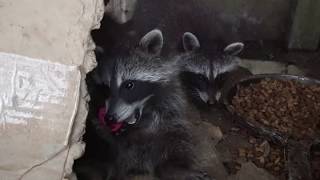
[{"left": 98, "top": 107, "right": 123, "bottom": 133}]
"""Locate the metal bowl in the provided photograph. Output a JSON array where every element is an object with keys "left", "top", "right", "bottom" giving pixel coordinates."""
[{"left": 221, "top": 73, "right": 320, "bottom": 145}]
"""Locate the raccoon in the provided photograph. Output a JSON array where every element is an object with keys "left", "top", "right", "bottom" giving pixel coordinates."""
[
  {"left": 91, "top": 29, "right": 212, "bottom": 180},
  {"left": 177, "top": 32, "right": 245, "bottom": 109}
]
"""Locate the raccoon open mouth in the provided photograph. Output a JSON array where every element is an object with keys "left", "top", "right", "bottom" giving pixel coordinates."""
[
  {"left": 98, "top": 107, "right": 141, "bottom": 134},
  {"left": 123, "top": 108, "right": 141, "bottom": 125}
]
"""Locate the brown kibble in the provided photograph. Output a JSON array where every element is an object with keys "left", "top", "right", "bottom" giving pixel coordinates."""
[
  {"left": 270, "top": 154, "right": 278, "bottom": 161},
  {"left": 274, "top": 166, "right": 281, "bottom": 171},
  {"left": 257, "top": 156, "right": 265, "bottom": 165},
  {"left": 274, "top": 157, "right": 281, "bottom": 165},
  {"left": 231, "top": 127, "right": 240, "bottom": 132},
  {"left": 231, "top": 79, "right": 320, "bottom": 140},
  {"left": 259, "top": 141, "right": 271, "bottom": 157},
  {"left": 235, "top": 164, "right": 242, "bottom": 170},
  {"left": 247, "top": 151, "right": 254, "bottom": 159},
  {"left": 249, "top": 137, "right": 257, "bottom": 144},
  {"left": 238, "top": 148, "right": 246, "bottom": 157},
  {"left": 255, "top": 147, "right": 264, "bottom": 152},
  {"left": 265, "top": 162, "right": 273, "bottom": 168},
  {"left": 255, "top": 150, "right": 264, "bottom": 157}
]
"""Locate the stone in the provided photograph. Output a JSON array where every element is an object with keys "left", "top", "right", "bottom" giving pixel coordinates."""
[
  {"left": 288, "top": 0, "right": 320, "bottom": 50},
  {"left": 0, "top": 0, "right": 104, "bottom": 179},
  {"left": 239, "top": 59, "right": 287, "bottom": 74},
  {"left": 286, "top": 64, "right": 306, "bottom": 76},
  {"left": 228, "top": 162, "right": 277, "bottom": 180}
]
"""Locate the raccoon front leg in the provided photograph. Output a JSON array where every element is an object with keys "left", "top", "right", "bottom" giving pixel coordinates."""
[
  {"left": 156, "top": 154, "right": 212, "bottom": 180},
  {"left": 157, "top": 165, "right": 213, "bottom": 180},
  {"left": 155, "top": 129, "right": 214, "bottom": 180}
]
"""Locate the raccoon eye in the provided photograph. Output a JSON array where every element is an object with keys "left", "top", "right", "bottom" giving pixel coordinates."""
[
  {"left": 198, "top": 75, "right": 207, "bottom": 81},
  {"left": 125, "top": 81, "right": 134, "bottom": 90}
]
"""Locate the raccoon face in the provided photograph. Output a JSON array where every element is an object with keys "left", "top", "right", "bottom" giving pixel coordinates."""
[
  {"left": 180, "top": 32, "right": 244, "bottom": 107},
  {"left": 100, "top": 29, "right": 169, "bottom": 129},
  {"left": 106, "top": 77, "right": 159, "bottom": 125}
]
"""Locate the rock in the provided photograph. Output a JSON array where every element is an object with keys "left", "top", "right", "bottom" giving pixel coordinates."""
[
  {"left": 0, "top": 0, "right": 103, "bottom": 179},
  {"left": 286, "top": 64, "right": 306, "bottom": 76},
  {"left": 239, "top": 59, "right": 287, "bottom": 74},
  {"left": 231, "top": 127, "right": 241, "bottom": 132},
  {"left": 207, "top": 125, "right": 224, "bottom": 145},
  {"left": 191, "top": 121, "right": 228, "bottom": 180},
  {"left": 259, "top": 141, "right": 271, "bottom": 157},
  {"left": 228, "top": 162, "right": 277, "bottom": 180}
]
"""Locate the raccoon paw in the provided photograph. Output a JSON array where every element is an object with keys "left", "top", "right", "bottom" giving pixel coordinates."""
[{"left": 185, "top": 171, "right": 214, "bottom": 180}]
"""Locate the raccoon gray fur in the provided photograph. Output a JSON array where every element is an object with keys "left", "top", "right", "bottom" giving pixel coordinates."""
[
  {"left": 177, "top": 32, "right": 244, "bottom": 109},
  {"left": 92, "top": 29, "right": 212, "bottom": 180}
]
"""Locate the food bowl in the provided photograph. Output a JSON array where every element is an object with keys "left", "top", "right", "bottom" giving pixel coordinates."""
[{"left": 221, "top": 74, "right": 320, "bottom": 146}]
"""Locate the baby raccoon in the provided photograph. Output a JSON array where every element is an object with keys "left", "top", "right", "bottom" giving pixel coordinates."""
[
  {"left": 177, "top": 32, "right": 244, "bottom": 109},
  {"left": 89, "top": 29, "right": 213, "bottom": 180}
]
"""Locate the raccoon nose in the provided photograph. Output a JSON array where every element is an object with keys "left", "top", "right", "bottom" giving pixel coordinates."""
[
  {"left": 105, "top": 114, "right": 118, "bottom": 123},
  {"left": 207, "top": 99, "right": 216, "bottom": 106}
]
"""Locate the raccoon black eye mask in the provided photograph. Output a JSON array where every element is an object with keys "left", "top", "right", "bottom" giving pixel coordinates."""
[{"left": 179, "top": 32, "right": 244, "bottom": 107}]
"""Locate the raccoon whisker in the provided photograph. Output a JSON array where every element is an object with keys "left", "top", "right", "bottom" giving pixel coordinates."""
[{"left": 116, "top": 103, "right": 136, "bottom": 121}]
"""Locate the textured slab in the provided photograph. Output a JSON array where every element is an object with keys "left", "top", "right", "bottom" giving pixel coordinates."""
[
  {"left": 0, "top": 53, "right": 80, "bottom": 180},
  {"left": 239, "top": 59, "right": 305, "bottom": 76},
  {"left": 288, "top": 0, "right": 320, "bottom": 50},
  {"left": 0, "top": 0, "right": 103, "bottom": 179}
]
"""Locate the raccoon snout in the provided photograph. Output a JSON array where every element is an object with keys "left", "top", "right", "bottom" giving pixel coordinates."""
[
  {"left": 105, "top": 114, "right": 118, "bottom": 123},
  {"left": 207, "top": 89, "right": 221, "bottom": 106},
  {"left": 206, "top": 99, "right": 216, "bottom": 106}
]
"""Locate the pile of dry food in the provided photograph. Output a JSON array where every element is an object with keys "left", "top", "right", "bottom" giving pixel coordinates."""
[
  {"left": 237, "top": 138, "right": 285, "bottom": 176},
  {"left": 232, "top": 79, "right": 320, "bottom": 139}
]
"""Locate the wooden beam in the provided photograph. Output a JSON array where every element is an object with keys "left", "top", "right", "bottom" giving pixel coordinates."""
[{"left": 288, "top": 0, "right": 320, "bottom": 50}]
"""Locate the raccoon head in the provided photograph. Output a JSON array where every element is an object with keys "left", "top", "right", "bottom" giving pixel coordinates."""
[
  {"left": 97, "top": 29, "right": 173, "bottom": 131},
  {"left": 179, "top": 32, "right": 244, "bottom": 108}
]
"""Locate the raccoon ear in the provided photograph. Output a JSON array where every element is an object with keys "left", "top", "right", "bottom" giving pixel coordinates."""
[
  {"left": 139, "top": 29, "right": 163, "bottom": 55},
  {"left": 182, "top": 32, "right": 200, "bottom": 52},
  {"left": 223, "top": 42, "right": 244, "bottom": 56}
]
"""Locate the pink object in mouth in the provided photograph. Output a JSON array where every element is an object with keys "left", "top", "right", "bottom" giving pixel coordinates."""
[
  {"left": 98, "top": 107, "right": 123, "bottom": 133},
  {"left": 107, "top": 122, "right": 123, "bottom": 132}
]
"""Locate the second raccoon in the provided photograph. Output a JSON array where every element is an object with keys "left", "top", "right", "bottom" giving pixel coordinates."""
[{"left": 177, "top": 32, "right": 244, "bottom": 109}]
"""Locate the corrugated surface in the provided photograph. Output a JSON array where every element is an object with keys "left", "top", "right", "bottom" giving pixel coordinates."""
[{"left": 0, "top": 53, "right": 80, "bottom": 180}]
